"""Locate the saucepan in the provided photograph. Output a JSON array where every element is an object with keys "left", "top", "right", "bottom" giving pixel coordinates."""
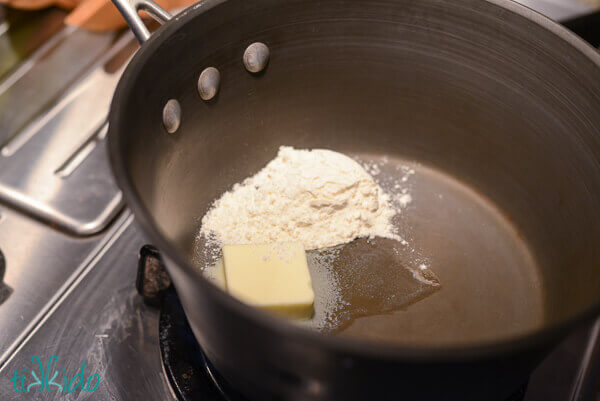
[{"left": 106, "top": 0, "right": 600, "bottom": 399}]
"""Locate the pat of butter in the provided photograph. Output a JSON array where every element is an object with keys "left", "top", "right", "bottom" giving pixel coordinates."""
[
  {"left": 222, "top": 243, "right": 314, "bottom": 319},
  {"left": 203, "top": 259, "right": 227, "bottom": 290}
]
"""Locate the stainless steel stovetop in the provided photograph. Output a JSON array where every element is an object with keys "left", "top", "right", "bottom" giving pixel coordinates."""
[{"left": 0, "top": 2, "right": 598, "bottom": 400}]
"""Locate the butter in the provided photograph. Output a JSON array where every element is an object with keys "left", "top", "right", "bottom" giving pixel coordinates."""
[
  {"left": 222, "top": 242, "right": 314, "bottom": 319},
  {"left": 203, "top": 259, "right": 227, "bottom": 290}
]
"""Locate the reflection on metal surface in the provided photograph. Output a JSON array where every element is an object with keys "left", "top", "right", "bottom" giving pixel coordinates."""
[
  {"left": 0, "top": 32, "right": 138, "bottom": 236},
  {"left": 163, "top": 99, "right": 182, "bottom": 134},
  {"left": 0, "top": 219, "right": 174, "bottom": 401},
  {"left": 198, "top": 66, "right": 221, "bottom": 101},
  {"left": 0, "top": 26, "right": 119, "bottom": 145},
  {"left": 570, "top": 318, "right": 600, "bottom": 401},
  {"left": 513, "top": 0, "right": 597, "bottom": 21},
  {"left": 0, "top": 207, "right": 131, "bottom": 368},
  {"left": 0, "top": 28, "right": 70, "bottom": 99},
  {"left": 0, "top": 7, "right": 67, "bottom": 80},
  {"left": 55, "top": 123, "right": 109, "bottom": 178},
  {"left": 243, "top": 42, "right": 270, "bottom": 73}
]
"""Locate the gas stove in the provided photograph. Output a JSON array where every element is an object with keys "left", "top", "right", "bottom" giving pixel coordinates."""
[{"left": 0, "top": 2, "right": 598, "bottom": 400}]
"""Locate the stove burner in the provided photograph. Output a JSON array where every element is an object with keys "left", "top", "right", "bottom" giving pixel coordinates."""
[
  {"left": 158, "top": 288, "right": 527, "bottom": 401},
  {"left": 159, "top": 288, "right": 248, "bottom": 401}
]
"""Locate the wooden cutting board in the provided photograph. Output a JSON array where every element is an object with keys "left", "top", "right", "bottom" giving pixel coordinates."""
[
  {"left": 65, "top": 0, "right": 194, "bottom": 31},
  {"left": 0, "top": 0, "right": 196, "bottom": 31}
]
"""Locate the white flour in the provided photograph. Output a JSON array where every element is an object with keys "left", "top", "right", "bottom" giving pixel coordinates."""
[{"left": 199, "top": 146, "right": 399, "bottom": 250}]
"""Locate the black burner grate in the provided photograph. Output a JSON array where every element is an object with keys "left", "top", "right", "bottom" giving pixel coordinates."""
[
  {"left": 159, "top": 288, "right": 248, "bottom": 401},
  {"left": 158, "top": 288, "right": 527, "bottom": 401}
]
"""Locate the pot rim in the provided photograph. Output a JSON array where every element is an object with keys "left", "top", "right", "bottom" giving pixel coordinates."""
[{"left": 108, "top": 0, "right": 600, "bottom": 362}]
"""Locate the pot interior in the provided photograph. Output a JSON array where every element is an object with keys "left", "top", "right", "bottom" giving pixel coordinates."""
[{"left": 112, "top": 0, "right": 600, "bottom": 346}]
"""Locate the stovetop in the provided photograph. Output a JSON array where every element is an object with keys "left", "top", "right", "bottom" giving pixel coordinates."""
[{"left": 0, "top": 2, "right": 598, "bottom": 400}]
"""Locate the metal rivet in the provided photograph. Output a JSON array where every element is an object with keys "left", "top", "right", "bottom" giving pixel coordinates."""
[
  {"left": 243, "top": 42, "right": 270, "bottom": 73},
  {"left": 198, "top": 67, "right": 220, "bottom": 101},
  {"left": 162, "top": 99, "right": 181, "bottom": 134}
]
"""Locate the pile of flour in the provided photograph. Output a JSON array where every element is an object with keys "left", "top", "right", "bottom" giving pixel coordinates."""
[{"left": 199, "top": 146, "right": 399, "bottom": 250}]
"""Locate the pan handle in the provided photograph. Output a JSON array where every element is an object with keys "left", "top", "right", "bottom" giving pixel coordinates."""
[{"left": 109, "top": 0, "right": 172, "bottom": 43}]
